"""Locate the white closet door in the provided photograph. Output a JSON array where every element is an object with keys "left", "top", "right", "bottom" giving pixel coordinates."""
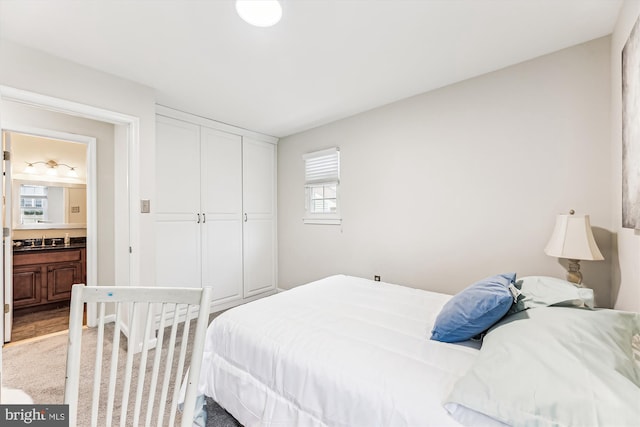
[
  {"left": 155, "top": 220, "right": 201, "bottom": 287},
  {"left": 243, "top": 138, "right": 276, "bottom": 297},
  {"left": 155, "top": 116, "right": 202, "bottom": 288},
  {"left": 202, "top": 220, "right": 243, "bottom": 302},
  {"left": 201, "top": 127, "right": 242, "bottom": 214},
  {"left": 243, "top": 219, "right": 275, "bottom": 296},
  {"left": 243, "top": 137, "right": 274, "bottom": 215},
  {"left": 200, "top": 127, "right": 243, "bottom": 303},
  {"left": 156, "top": 116, "right": 201, "bottom": 215}
]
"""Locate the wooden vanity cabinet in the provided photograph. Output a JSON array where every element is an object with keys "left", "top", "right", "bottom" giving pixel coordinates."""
[
  {"left": 13, "top": 264, "right": 43, "bottom": 307},
  {"left": 13, "top": 247, "right": 86, "bottom": 310}
]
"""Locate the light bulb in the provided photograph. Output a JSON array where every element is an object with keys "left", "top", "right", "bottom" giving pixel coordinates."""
[
  {"left": 46, "top": 166, "right": 58, "bottom": 176},
  {"left": 24, "top": 163, "right": 36, "bottom": 174},
  {"left": 67, "top": 168, "right": 79, "bottom": 178}
]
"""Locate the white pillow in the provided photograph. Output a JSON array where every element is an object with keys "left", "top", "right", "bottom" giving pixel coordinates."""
[{"left": 508, "top": 276, "right": 594, "bottom": 315}]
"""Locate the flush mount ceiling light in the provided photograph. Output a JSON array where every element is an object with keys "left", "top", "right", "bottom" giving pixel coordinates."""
[{"left": 236, "top": 0, "right": 282, "bottom": 27}]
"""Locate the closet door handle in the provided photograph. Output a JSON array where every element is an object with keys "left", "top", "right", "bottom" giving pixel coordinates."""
[
  {"left": 197, "top": 213, "right": 201, "bottom": 224},
  {"left": 202, "top": 213, "right": 206, "bottom": 223},
  {"left": 244, "top": 213, "right": 248, "bottom": 222}
]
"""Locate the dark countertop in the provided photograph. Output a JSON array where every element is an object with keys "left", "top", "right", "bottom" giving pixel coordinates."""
[
  {"left": 13, "top": 243, "right": 86, "bottom": 253},
  {"left": 13, "top": 237, "right": 86, "bottom": 253}
]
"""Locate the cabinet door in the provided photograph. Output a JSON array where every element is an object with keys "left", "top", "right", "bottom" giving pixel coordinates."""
[
  {"left": 243, "top": 138, "right": 275, "bottom": 215},
  {"left": 201, "top": 127, "right": 242, "bottom": 215},
  {"left": 243, "top": 218, "right": 275, "bottom": 296},
  {"left": 201, "top": 127, "right": 243, "bottom": 302},
  {"left": 156, "top": 116, "right": 201, "bottom": 215},
  {"left": 156, "top": 115, "right": 202, "bottom": 289},
  {"left": 243, "top": 138, "right": 276, "bottom": 297},
  {"left": 47, "top": 262, "right": 82, "bottom": 302},
  {"left": 202, "top": 220, "right": 243, "bottom": 302},
  {"left": 13, "top": 265, "right": 42, "bottom": 308},
  {"left": 155, "top": 220, "right": 201, "bottom": 288}
]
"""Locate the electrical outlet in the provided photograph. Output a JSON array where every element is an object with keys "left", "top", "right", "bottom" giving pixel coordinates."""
[{"left": 374, "top": 275, "right": 381, "bottom": 282}]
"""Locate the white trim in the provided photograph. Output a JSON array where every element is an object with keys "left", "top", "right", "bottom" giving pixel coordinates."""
[
  {"left": 156, "top": 104, "right": 279, "bottom": 145},
  {"left": 3, "top": 133, "right": 13, "bottom": 342},
  {"left": 276, "top": 287, "right": 287, "bottom": 293},
  {"left": 1, "top": 124, "right": 95, "bottom": 145},
  {"left": 273, "top": 143, "right": 279, "bottom": 298},
  {"left": 0, "top": 87, "right": 137, "bottom": 125},
  {"left": 303, "top": 218, "right": 342, "bottom": 225},
  {"left": 0, "top": 85, "right": 139, "bottom": 330}
]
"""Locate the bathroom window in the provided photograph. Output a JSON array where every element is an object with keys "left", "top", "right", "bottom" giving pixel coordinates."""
[{"left": 19, "top": 185, "right": 48, "bottom": 224}]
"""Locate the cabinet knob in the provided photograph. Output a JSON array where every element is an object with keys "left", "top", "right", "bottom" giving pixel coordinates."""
[
  {"left": 197, "top": 213, "right": 201, "bottom": 224},
  {"left": 244, "top": 213, "right": 248, "bottom": 222}
]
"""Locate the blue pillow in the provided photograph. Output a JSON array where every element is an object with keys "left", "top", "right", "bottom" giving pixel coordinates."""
[{"left": 431, "top": 273, "right": 516, "bottom": 343}]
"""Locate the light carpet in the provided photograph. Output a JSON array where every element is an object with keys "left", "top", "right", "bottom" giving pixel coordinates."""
[{"left": 3, "top": 322, "right": 241, "bottom": 426}]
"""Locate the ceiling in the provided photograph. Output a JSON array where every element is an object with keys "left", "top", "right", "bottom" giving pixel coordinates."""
[{"left": 0, "top": 0, "right": 623, "bottom": 138}]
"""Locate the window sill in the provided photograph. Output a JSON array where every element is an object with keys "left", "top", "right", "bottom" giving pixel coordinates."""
[{"left": 303, "top": 218, "right": 342, "bottom": 225}]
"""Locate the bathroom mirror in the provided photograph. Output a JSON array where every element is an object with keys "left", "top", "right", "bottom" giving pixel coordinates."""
[{"left": 12, "top": 180, "right": 87, "bottom": 229}]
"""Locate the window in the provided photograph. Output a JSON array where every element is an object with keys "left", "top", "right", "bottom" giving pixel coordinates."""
[
  {"left": 19, "top": 184, "right": 48, "bottom": 224},
  {"left": 308, "top": 183, "right": 337, "bottom": 214},
  {"left": 303, "top": 147, "right": 340, "bottom": 224}
]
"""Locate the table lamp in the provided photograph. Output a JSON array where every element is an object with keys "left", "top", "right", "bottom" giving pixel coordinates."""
[{"left": 544, "top": 210, "right": 603, "bottom": 286}]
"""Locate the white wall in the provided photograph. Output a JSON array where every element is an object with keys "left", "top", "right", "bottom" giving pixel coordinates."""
[
  {"left": 1, "top": 101, "right": 115, "bottom": 286},
  {"left": 0, "top": 40, "right": 156, "bottom": 287},
  {"left": 610, "top": 1, "right": 640, "bottom": 312},
  {"left": 278, "top": 37, "right": 613, "bottom": 307}
]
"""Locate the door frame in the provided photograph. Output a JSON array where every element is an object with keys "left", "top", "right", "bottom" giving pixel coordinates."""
[
  {"left": 2, "top": 131, "right": 13, "bottom": 342},
  {"left": 2, "top": 126, "right": 96, "bottom": 342},
  {"left": 0, "top": 86, "right": 140, "bottom": 329}
]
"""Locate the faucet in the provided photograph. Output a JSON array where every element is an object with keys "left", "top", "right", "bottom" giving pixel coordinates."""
[{"left": 41, "top": 235, "right": 46, "bottom": 247}]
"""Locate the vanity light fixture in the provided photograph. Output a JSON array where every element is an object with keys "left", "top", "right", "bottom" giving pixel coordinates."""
[
  {"left": 24, "top": 160, "right": 79, "bottom": 178},
  {"left": 67, "top": 167, "right": 79, "bottom": 178},
  {"left": 24, "top": 163, "right": 36, "bottom": 174},
  {"left": 236, "top": 0, "right": 282, "bottom": 27}
]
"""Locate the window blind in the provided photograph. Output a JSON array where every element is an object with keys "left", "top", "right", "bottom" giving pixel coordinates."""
[{"left": 303, "top": 147, "right": 340, "bottom": 185}]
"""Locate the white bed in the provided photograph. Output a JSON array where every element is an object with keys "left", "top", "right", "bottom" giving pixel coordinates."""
[
  {"left": 197, "top": 274, "right": 640, "bottom": 427},
  {"left": 198, "top": 275, "right": 483, "bottom": 426}
]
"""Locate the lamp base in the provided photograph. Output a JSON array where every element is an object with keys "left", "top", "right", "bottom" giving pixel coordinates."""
[{"left": 566, "top": 259, "right": 583, "bottom": 287}]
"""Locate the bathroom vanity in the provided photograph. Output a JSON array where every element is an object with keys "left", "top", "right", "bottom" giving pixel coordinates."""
[{"left": 12, "top": 239, "right": 86, "bottom": 311}]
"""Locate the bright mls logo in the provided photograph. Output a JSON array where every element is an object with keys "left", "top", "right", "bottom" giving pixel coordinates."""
[{"left": 0, "top": 405, "right": 68, "bottom": 426}]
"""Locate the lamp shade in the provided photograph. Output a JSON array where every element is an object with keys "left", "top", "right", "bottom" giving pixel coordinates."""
[{"left": 544, "top": 214, "right": 604, "bottom": 261}]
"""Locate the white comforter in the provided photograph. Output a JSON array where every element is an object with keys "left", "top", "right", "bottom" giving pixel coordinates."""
[{"left": 198, "top": 275, "right": 480, "bottom": 427}]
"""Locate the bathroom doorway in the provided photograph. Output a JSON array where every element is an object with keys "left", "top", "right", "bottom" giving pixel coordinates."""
[{"left": 3, "top": 127, "right": 95, "bottom": 343}]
